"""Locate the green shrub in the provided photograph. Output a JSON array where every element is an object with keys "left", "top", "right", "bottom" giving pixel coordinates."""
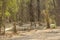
[{"left": 50, "top": 24, "right": 56, "bottom": 29}]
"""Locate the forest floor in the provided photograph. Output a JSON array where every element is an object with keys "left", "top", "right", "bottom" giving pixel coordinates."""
[
  {"left": 0, "top": 23, "right": 60, "bottom": 40},
  {"left": 0, "top": 29, "right": 60, "bottom": 40}
]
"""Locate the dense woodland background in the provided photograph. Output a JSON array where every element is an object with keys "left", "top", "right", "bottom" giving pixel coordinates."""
[{"left": 0, "top": 0, "right": 60, "bottom": 34}]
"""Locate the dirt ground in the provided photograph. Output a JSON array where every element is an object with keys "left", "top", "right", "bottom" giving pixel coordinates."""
[{"left": 0, "top": 29, "right": 60, "bottom": 40}]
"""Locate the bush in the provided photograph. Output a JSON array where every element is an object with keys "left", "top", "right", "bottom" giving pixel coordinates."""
[{"left": 50, "top": 24, "right": 56, "bottom": 29}]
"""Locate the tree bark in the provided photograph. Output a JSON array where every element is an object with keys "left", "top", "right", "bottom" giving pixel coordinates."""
[{"left": 37, "top": 0, "right": 41, "bottom": 26}]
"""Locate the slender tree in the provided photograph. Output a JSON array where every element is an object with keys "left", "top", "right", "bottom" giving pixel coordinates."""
[
  {"left": 29, "top": 0, "right": 35, "bottom": 29},
  {"left": 1, "top": 0, "right": 7, "bottom": 34},
  {"left": 37, "top": 0, "right": 41, "bottom": 26},
  {"left": 45, "top": 0, "right": 50, "bottom": 28}
]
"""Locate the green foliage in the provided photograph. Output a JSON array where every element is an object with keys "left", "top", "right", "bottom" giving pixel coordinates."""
[
  {"left": 0, "top": 1, "right": 3, "bottom": 7},
  {"left": 5, "top": 11, "right": 10, "bottom": 17},
  {"left": 7, "top": 0, "right": 18, "bottom": 13},
  {"left": 50, "top": 24, "right": 56, "bottom": 29}
]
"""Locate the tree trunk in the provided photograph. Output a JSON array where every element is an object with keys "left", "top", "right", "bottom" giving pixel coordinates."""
[
  {"left": 46, "top": 10, "right": 50, "bottom": 28},
  {"left": 29, "top": 0, "right": 34, "bottom": 29},
  {"left": 37, "top": 0, "right": 41, "bottom": 26},
  {"left": 13, "top": 22, "right": 17, "bottom": 33}
]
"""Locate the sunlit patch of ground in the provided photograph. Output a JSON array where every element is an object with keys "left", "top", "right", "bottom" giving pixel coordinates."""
[{"left": 0, "top": 29, "right": 60, "bottom": 40}]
